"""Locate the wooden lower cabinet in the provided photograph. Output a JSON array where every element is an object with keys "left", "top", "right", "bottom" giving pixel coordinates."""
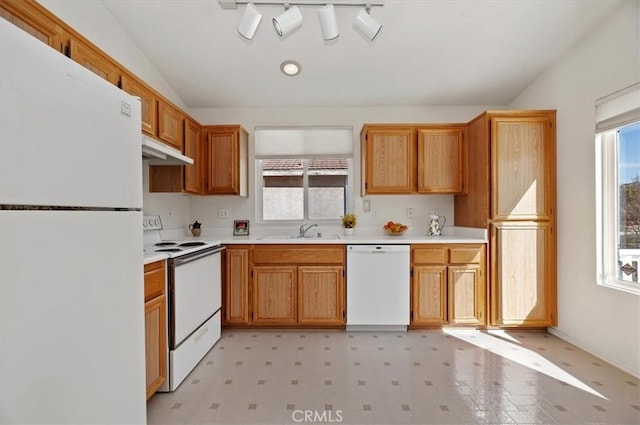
[
  {"left": 253, "top": 266, "right": 297, "bottom": 324},
  {"left": 448, "top": 265, "right": 483, "bottom": 325},
  {"left": 224, "top": 247, "right": 250, "bottom": 325},
  {"left": 491, "top": 221, "right": 556, "bottom": 327},
  {"left": 144, "top": 260, "right": 166, "bottom": 400},
  {"left": 224, "top": 244, "right": 345, "bottom": 327},
  {"left": 412, "top": 265, "right": 447, "bottom": 325},
  {"left": 298, "top": 266, "right": 344, "bottom": 325},
  {"left": 411, "top": 244, "right": 486, "bottom": 327}
]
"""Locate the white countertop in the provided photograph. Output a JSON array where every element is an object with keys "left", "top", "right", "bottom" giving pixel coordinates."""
[
  {"left": 218, "top": 226, "right": 487, "bottom": 245},
  {"left": 143, "top": 252, "right": 168, "bottom": 265},
  {"left": 142, "top": 227, "right": 486, "bottom": 264}
]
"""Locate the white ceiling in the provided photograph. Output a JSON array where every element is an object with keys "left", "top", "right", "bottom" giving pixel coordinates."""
[{"left": 101, "top": 0, "right": 625, "bottom": 109}]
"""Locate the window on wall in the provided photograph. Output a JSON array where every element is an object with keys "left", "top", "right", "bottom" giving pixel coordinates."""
[
  {"left": 255, "top": 127, "right": 353, "bottom": 223},
  {"left": 260, "top": 158, "right": 349, "bottom": 221},
  {"left": 595, "top": 83, "right": 640, "bottom": 294}
]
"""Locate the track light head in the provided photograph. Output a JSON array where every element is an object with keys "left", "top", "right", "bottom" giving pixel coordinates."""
[
  {"left": 318, "top": 4, "right": 339, "bottom": 41},
  {"left": 273, "top": 5, "right": 303, "bottom": 37},
  {"left": 237, "top": 3, "right": 263, "bottom": 39},
  {"left": 353, "top": 6, "right": 382, "bottom": 41}
]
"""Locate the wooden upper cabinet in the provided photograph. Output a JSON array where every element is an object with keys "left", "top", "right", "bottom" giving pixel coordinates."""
[
  {"left": 158, "top": 100, "right": 184, "bottom": 151},
  {"left": 417, "top": 127, "right": 465, "bottom": 194},
  {"left": 0, "top": 0, "right": 63, "bottom": 51},
  {"left": 204, "top": 125, "right": 248, "bottom": 196},
  {"left": 454, "top": 111, "right": 556, "bottom": 226},
  {"left": 121, "top": 74, "right": 157, "bottom": 136},
  {"left": 454, "top": 114, "right": 491, "bottom": 228},
  {"left": 68, "top": 39, "right": 119, "bottom": 85},
  {"left": 361, "top": 124, "right": 467, "bottom": 195},
  {"left": 491, "top": 116, "right": 555, "bottom": 220},
  {"left": 361, "top": 126, "right": 415, "bottom": 194},
  {"left": 183, "top": 118, "right": 203, "bottom": 194}
]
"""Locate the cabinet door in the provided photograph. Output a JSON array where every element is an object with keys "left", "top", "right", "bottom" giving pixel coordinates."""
[
  {"left": 1, "top": 0, "right": 63, "bottom": 51},
  {"left": 298, "top": 266, "right": 344, "bottom": 325},
  {"left": 448, "top": 265, "right": 484, "bottom": 325},
  {"left": 204, "top": 126, "right": 248, "bottom": 196},
  {"left": 491, "top": 116, "right": 555, "bottom": 220},
  {"left": 417, "top": 127, "right": 464, "bottom": 193},
  {"left": 491, "top": 221, "right": 556, "bottom": 327},
  {"left": 253, "top": 266, "right": 297, "bottom": 324},
  {"left": 225, "top": 248, "right": 250, "bottom": 325},
  {"left": 184, "top": 118, "right": 202, "bottom": 194},
  {"left": 145, "top": 294, "right": 166, "bottom": 400},
  {"left": 121, "top": 74, "right": 157, "bottom": 136},
  {"left": 68, "top": 39, "right": 119, "bottom": 85},
  {"left": 362, "top": 127, "right": 415, "bottom": 194},
  {"left": 454, "top": 114, "right": 490, "bottom": 228},
  {"left": 411, "top": 265, "right": 447, "bottom": 325},
  {"left": 158, "top": 100, "right": 184, "bottom": 151}
]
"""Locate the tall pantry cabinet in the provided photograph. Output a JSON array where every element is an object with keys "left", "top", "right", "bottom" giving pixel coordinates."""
[{"left": 454, "top": 111, "right": 557, "bottom": 328}]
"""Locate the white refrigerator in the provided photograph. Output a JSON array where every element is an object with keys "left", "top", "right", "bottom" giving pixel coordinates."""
[{"left": 0, "top": 20, "right": 146, "bottom": 424}]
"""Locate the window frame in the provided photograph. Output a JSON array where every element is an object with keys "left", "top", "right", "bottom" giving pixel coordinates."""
[
  {"left": 595, "top": 123, "right": 640, "bottom": 295},
  {"left": 255, "top": 157, "right": 353, "bottom": 225}
]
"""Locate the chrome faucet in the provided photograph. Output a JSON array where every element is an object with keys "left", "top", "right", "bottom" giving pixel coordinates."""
[{"left": 299, "top": 223, "right": 318, "bottom": 238}]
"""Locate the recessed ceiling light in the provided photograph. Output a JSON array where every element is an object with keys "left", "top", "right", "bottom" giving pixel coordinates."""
[{"left": 280, "top": 60, "right": 301, "bottom": 76}]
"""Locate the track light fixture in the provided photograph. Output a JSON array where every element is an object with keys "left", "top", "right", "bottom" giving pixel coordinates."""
[
  {"left": 318, "top": 4, "right": 339, "bottom": 40},
  {"left": 225, "top": 1, "right": 384, "bottom": 42},
  {"left": 273, "top": 5, "right": 303, "bottom": 37},
  {"left": 237, "top": 3, "right": 263, "bottom": 39},
  {"left": 353, "top": 5, "right": 382, "bottom": 41}
]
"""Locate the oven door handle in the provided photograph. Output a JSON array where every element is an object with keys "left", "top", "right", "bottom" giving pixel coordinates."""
[{"left": 173, "top": 246, "right": 225, "bottom": 266}]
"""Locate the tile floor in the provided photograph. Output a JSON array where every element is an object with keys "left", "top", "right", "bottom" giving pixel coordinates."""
[{"left": 147, "top": 329, "right": 640, "bottom": 424}]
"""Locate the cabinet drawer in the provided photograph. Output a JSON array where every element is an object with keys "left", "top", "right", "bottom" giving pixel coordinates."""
[
  {"left": 253, "top": 246, "right": 344, "bottom": 265},
  {"left": 412, "top": 248, "right": 447, "bottom": 264},
  {"left": 144, "top": 260, "right": 165, "bottom": 301},
  {"left": 449, "top": 247, "right": 483, "bottom": 264}
]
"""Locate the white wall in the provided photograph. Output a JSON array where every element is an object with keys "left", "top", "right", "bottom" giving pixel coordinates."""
[
  {"left": 188, "top": 106, "right": 499, "bottom": 236},
  {"left": 509, "top": 0, "right": 640, "bottom": 377}
]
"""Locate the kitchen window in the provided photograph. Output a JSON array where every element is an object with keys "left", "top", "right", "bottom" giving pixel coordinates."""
[
  {"left": 595, "top": 83, "right": 640, "bottom": 294},
  {"left": 259, "top": 158, "right": 350, "bottom": 221},
  {"left": 254, "top": 127, "right": 354, "bottom": 223}
]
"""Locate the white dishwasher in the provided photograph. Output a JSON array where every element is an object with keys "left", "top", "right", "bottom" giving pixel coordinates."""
[{"left": 346, "top": 245, "right": 410, "bottom": 331}]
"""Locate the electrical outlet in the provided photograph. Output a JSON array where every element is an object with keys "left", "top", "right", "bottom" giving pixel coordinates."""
[
  {"left": 372, "top": 208, "right": 378, "bottom": 217},
  {"left": 218, "top": 208, "right": 230, "bottom": 219},
  {"left": 407, "top": 208, "right": 414, "bottom": 219}
]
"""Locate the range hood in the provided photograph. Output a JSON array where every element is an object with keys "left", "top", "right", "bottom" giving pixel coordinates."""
[{"left": 141, "top": 134, "right": 194, "bottom": 166}]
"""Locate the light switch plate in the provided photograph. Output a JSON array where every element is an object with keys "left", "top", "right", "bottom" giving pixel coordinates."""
[
  {"left": 218, "top": 208, "right": 230, "bottom": 219},
  {"left": 363, "top": 199, "right": 371, "bottom": 212}
]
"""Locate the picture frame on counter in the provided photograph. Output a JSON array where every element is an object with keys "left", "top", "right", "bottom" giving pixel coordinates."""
[{"left": 233, "top": 220, "right": 250, "bottom": 236}]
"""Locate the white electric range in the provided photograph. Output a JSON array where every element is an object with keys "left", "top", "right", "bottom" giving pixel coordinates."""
[
  {"left": 143, "top": 215, "right": 221, "bottom": 257},
  {"left": 143, "top": 215, "right": 223, "bottom": 392}
]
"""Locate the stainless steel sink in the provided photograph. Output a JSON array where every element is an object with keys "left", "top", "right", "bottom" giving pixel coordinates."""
[{"left": 257, "top": 234, "right": 341, "bottom": 240}]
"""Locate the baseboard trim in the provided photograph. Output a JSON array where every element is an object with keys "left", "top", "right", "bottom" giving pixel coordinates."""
[{"left": 548, "top": 327, "right": 640, "bottom": 378}]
